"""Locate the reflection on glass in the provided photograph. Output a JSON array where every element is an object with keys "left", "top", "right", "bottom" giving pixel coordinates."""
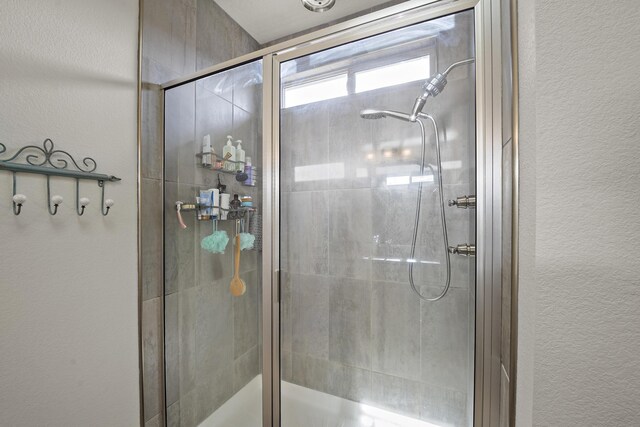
[{"left": 294, "top": 162, "right": 345, "bottom": 182}]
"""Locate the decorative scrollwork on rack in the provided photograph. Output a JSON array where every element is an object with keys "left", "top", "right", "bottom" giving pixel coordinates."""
[
  {"left": 0, "top": 139, "right": 97, "bottom": 172},
  {"left": 0, "top": 138, "right": 120, "bottom": 216}
]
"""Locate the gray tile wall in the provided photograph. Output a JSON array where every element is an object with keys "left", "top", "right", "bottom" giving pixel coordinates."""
[
  {"left": 141, "top": 0, "right": 260, "bottom": 425},
  {"left": 279, "top": 12, "right": 476, "bottom": 426}
]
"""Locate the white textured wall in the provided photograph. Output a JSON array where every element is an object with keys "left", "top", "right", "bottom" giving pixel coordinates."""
[
  {"left": 0, "top": 1, "right": 140, "bottom": 426},
  {"left": 516, "top": 1, "right": 640, "bottom": 425}
]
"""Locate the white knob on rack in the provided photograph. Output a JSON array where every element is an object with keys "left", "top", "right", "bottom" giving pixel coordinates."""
[
  {"left": 13, "top": 194, "right": 27, "bottom": 205},
  {"left": 80, "top": 197, "right": 90, "bottom": 207},
  {"left": 105, "top": 199, "right": 114, "bottom": 208},
  {"left": 51, "top": 195, "right": 64, "bottom": 205}
]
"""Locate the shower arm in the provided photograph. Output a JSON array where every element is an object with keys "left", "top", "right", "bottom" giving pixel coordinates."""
[
  {"left": 410, "top": 57, "right": 475, "bottom": 121},
  {"left": 442, "top": 57, "right": 475, "bottom": 76}
]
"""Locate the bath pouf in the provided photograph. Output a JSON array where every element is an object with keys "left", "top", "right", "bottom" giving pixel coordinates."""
[
  {"left": 239, "top": 232, "right": 255, "bottom": 251},
  {"left": 201, "top": 230, "right": 229, "bottom": 254}
]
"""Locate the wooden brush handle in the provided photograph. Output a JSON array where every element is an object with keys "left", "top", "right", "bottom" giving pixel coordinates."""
[
  {"left": 230, "top": 234, "right": 246, "bottom": 297},
  {"left": 234, "top": 234, "right": 241, "bottom": 278}
]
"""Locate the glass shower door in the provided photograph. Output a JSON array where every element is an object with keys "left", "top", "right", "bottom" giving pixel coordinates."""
[
  {"left": 278, "top": 10, "right": 476, "bottom": 427},
  {"left": 164, "top": 60, "right": 264, "bottom": 427}
]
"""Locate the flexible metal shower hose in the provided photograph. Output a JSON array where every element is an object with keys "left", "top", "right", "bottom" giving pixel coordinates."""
[{"left": 408, "top": 116, "right": 451, "bottom": 301}]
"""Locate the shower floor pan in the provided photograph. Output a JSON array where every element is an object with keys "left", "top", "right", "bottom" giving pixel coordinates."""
[{"left": 199, "top": 375, "right": 440, "bottom": 427}]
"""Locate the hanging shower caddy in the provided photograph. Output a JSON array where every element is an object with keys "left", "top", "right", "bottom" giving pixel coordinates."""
[
  {"left": 195, "top": 152, "right": 257, "bottom": 187},
  {"left": 175, "top": 201, "right": 256, "bottom": 227},
  {"left": 0, "top": 138, "right": 120, "bottom": 216}
]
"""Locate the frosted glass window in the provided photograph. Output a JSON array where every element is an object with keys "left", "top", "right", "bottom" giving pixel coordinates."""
[
  {"left": 355, "top": 56, "right": 430, "bottom": 93},
  {"left": 283, "top": 74, "right": 348, "bottom": 108}
]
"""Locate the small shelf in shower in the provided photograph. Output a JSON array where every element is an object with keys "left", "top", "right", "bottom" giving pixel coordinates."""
[
  {"left": 195, "top": 152, "right": 257, "bottom": 186},
  {"left": 196, "top": 152, "right": 244, "bottom": 169},
  {"left": 196, "top": 206, "right": 257, "bottom": 222},
  {"left": 176, "top": 201, "right": 257, "bottom": 221}
]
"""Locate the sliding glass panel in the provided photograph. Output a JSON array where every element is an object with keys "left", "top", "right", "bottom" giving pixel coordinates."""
[
  {"left": 164, "top": 60, "right": 263, "bottom": 426},
  {"left": 279, "top": 10, "right": 476, "bottom": 427}
]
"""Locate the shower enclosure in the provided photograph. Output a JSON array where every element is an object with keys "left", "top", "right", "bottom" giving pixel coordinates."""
[{"left": 161, "top": 1, "right": 507, "bottom": 426}]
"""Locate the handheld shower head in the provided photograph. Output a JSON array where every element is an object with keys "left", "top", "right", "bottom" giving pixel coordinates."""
[
  {"left": 360, "top": 109, "right": 414, "bottom": 122},
  {"left": 360, "top": 109, "right": 387, "bottom": 120}
]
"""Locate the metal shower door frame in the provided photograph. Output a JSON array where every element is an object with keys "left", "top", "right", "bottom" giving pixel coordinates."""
[{"left": 264, "top": 0, "right": 504, "bottom": 426}]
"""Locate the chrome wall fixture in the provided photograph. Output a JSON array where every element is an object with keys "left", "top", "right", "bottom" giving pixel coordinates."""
[
  {"left": 410, "top": 58, "right": 476, "bottom": 121},
  {"left": 449, "top": 194, "right": 477, "bottom": 209},
  {"left": 301, "top": 0, "right": 335, "bottom": 13},
  {"left": 0, "top": 139, "right": 120, "bottom": 216},
  {"left": 449, "top": 243, "right": 476, "bottom": 257}
]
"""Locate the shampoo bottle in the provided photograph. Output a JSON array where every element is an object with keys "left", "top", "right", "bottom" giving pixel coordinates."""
[
  {"left": 235, "top": 140, "right": 245, "bottom": 172},
  {"left": 223, "top": 135, "right": 236, "bottom": 172},
  {"left": 202, "top": 134, "right": 212, "bottom": 167},
  {"left": 244, "top": 157, "right": 253, "bottom": 186}
]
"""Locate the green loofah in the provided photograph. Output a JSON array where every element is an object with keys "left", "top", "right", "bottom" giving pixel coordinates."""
[
  {"left": 201, "top": 230, "right": 229, "bottom": 254},
  {"left": 239, "top": 233, "right": 255, "bottom": 250}
]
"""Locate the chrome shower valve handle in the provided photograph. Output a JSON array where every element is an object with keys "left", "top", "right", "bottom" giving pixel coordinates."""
[
  {"left": 448, "top": 244, "right": 476, "bottom": 257},
  {"left": 448, "top": 195, "right": 476, "bottom": 209}
]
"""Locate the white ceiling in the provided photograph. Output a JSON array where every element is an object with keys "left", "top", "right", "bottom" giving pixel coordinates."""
[{"left": 214, "top": 0, "right": 396, "bottom": 44}]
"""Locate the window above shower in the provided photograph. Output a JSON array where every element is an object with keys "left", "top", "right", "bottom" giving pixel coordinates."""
[
  {"left": 283, "top": 54, "right": 432, "bottom": 108},
  {"left": 280, "top": 13, "right": 464, "bottom": 110}
]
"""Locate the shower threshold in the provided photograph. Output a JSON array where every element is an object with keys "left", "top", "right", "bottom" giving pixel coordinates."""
[{"left": 198, "top": 375, "right": 441, "bottom": 427}]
